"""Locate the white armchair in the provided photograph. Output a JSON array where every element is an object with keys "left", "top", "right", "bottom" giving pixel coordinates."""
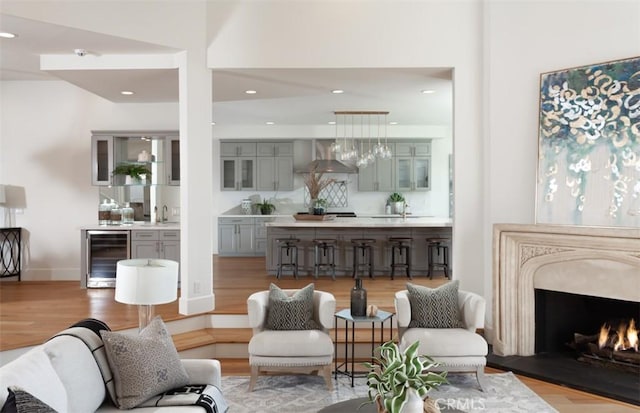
[
  {"left": 247, "top": 288, "right": 336, "bottom": 391},
  {"left": 395, "top": 289, "right": 488, "bottom": 390}
]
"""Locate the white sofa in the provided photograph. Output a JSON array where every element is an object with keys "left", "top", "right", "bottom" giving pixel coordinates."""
[{"left": 0, "top": 328, "right": 222, "bottom": 412}]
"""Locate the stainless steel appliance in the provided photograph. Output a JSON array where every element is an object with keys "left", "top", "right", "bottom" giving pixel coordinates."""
[{"left": 85, "top": 230, "right": 130, "bottom": 288}]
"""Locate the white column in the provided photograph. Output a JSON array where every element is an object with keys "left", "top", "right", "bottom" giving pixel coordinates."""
[{"left": 177, "top": 50, "right": 214, "bottom": 314}]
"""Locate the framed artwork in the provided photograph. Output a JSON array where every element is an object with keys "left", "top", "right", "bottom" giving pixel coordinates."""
[{"left": 536, "top": 56, "right": 640, "bottom": 228}]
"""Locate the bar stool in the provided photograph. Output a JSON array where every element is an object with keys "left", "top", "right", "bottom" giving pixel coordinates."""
[
  {"left": 276, "top": 238, "right": 300, "bottom": 279},
  {"left": 426, "top": 237, "right": 450, "bottom": 279},
  {"left": 351, "top": 238, "right": 375, "bottom": 279},
  {"left": 312, "top": 238, "right": 337, "bottom": 280},
  {"left": 389, "top": 237, "right": 412, "bottom": 280}
]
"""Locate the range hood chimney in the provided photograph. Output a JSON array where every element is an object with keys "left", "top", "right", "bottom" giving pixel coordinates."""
[{"left": 295, "top": 140, "right": 358, "bottom": 174}]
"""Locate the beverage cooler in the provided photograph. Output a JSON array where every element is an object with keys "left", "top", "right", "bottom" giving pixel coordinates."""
[{"left": 83, "top": 230, "right": 130, "bottom": 288}]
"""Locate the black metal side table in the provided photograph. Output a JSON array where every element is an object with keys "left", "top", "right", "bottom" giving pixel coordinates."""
[
  {"left": 334, "top": 308, "right": 394, "bottom": 387},
  {"left": 0, "top": 227, "right": 21, "bottom": 280}
]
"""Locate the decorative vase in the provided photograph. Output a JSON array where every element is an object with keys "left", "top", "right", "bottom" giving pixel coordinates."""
[
  {"left": 392, "top": 201, "right": 405, "bottom": 214},
  {"left": 402, "top": 388, "right": 425, "bottom": 413},
  {"left": 309, "top": 198, "right": 318, "bottom": 214},
  {"left": 350, "top": 278, "right": 367, "bottom": 317}
]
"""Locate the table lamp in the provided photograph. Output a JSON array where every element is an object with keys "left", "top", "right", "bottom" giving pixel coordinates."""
[{"left": 115, "top": 259, "right": 179, "bottom": 331}]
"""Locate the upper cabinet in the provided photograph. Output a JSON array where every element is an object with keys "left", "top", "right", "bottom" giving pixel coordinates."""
[
  {"left": 91, "top": 131, "right": 180, "bottom": 187},
  {"left": 221, "top": 141, "right": 294, "bottom": 191},
  {"left": 395, "top": 141, "right": 431, "bottom": 191}
]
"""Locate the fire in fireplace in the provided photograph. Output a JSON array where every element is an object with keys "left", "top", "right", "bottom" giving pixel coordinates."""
[
  {"left": 570, "top": 318, "right": 640, "bottom": 374},
  {"left": 599, "top": 319, "right": 638, "bottom": 352}
]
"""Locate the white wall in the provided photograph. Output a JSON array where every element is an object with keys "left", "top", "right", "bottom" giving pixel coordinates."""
[{"left": 483, "top": 0, "right": 640, "bottom": 322}]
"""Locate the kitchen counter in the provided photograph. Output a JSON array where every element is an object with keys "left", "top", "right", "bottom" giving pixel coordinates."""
[
  {"left": 81, "top": 222, "right": 181, "bottom": 230},
  {"left": 265, "top": 216, "right": 452, "bottom": 228}
]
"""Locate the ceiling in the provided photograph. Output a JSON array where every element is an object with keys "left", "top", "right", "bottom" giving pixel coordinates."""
[{"left": 1, "top": 13, "right": 453, "bottom": 126}]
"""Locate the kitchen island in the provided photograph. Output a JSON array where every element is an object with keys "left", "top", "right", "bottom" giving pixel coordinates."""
[{"left": 265, "top": 216, "right": 452, "bottom": 277}]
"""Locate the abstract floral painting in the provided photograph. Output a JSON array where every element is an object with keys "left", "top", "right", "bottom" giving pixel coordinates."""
[{"left": 536, "top": 56, "right": 640, "bottom": 228}]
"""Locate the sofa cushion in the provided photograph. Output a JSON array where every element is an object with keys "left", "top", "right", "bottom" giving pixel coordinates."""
[
  {"left": 100, "top": 317, "right": 189, "bottom": 409},
  {"left": 0, "top": 387, "right": 56, "bottom": 413},
  {"left": 407, "top": 281, "right": 463, "bottom": 328},
  {"left": 265, "top": 283, "right": 319, "bottom": 330}
]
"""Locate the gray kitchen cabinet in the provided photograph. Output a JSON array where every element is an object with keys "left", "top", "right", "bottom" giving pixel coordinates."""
[
  {"left": 220, "top": 142, "right": 257, "bottom": 157},
  {"left": 396, "top": 157, "right": 431, "bottom": 191},
  {"left": 357, "top": 157, "right": 394, "bottom": 192},
  {"left": 257, "top": 142, "right": 294, "bottom": 157},
  {"left": 394, "top": 142, "right": 430, "bottom": 157},
  {"left": 218, "top": 217, "right": 255, "bottom": 255},
  {"left": 131, "top": 230, "right": 180, "bottom": 262},
  {"left": 166, "top": 135, "right": 180, "bottom": 185},
  {"left": 221, "top": 157, "right": 256, "bottom": 191},
  {"left": 254, "top": 217, "right": 276, "bottom": 255},
  {"left": 257, "top": 156, "right": 294, "bottom": 191},
  {"left": 91, "top": 135, "right": 128, "bottom": 186}
]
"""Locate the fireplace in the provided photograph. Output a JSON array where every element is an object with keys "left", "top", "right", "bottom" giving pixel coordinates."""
[{"left": 490, "top": 224, "right": 640, "bottom": 405}]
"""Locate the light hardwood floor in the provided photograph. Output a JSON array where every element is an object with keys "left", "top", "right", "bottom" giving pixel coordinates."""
[{"left": 0, "top": 256, "right": 637, "bottom": 412}]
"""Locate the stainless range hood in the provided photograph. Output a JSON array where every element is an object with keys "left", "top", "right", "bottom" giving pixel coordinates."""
[{"left": 295, "top": 139, "right": 358, "bottom": 174}]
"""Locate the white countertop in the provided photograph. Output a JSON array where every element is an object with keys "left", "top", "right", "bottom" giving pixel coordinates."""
[
  {"left": 81, "top": 222, "right": 181, "bottom": 230},
  {"left": 265, "top": 216, "right": 452, "bottom": 228}
]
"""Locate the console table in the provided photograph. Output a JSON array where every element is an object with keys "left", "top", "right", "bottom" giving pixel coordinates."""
[{"left": 0, "top": 227, "right": 21, "bottom": 280}]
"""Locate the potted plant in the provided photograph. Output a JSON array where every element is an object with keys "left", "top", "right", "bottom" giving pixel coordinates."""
[
  {"left": 388, "top": 193, "right": 405, "bottom": 215},
  {"left": 256, "top": 199, "right": 276, "bottom": 215},
  {"left": 364, "top": 340, "right": 447, "bottom": 413},
  {"left": 112, "top": 163, "right": 152, "bottom": 185},
  {"left": 312, "top": 198, "right": 327, "bottom": 215},
  {"left": 304, "top": 164, "right": 335, "bottom": 213}
]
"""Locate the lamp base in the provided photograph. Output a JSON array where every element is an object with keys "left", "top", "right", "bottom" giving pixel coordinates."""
[{"left": 138, "top": 304, "right": 155, "bottom": 332}]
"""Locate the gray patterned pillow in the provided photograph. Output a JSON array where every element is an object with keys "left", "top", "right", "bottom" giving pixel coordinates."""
[
  {"left": 100, "top": 316, "right": 189, "bottom": 409},
  {"left": 407, "top": 281, "right": 463, "bottom": 328},
  {"left": 265, "top": 283, "right": 320, "bottom": 330}
]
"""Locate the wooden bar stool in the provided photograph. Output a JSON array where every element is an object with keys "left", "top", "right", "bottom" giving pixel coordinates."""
[
  {"left": 426, "top": 237, "right": 450, "bottom": 279},
  {"left": 351, "top": 238, "right": 375, "bottom": 279},
  {"left": 276, "top": 238, "right": 300, "bottom": 279},
  {"left": 389, "top": 237, "right": 412, "bottom": 280},
  {"left": 313, "top": 238, "right": 337, "bottom": 280}
]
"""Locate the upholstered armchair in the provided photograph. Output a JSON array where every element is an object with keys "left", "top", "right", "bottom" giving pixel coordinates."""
[
  {"left": 395, "top": 284, "right": 488, "bottom": 391},
  {"left": 247, "top": 285, "right": 336, "bottom": 391}
]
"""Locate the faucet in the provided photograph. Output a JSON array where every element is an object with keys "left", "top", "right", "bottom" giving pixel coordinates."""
[
  {"left": 162, "top": 205, "right": 168, "bottom": 222},
  {"left": 154, "top": 206, "right": 160, "bottom": 223},
  {"left": 402, "top": 202, "right": 407, "bottom": 219}
]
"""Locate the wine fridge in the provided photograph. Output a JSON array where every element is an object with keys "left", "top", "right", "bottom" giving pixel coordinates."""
[{"left": 84, "top": 230, "right": 130, "bottom": 288}]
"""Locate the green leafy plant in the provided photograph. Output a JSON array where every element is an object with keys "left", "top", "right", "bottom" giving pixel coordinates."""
[
  {"left": 364, "top": 340, "right": 447, "bottom": 413},
  {"left": 112, "top": 163, "right": 152, "bottom": 180},
  {"left": 256, "top": 199, "right": 275, "bottom": 215},
  {"left": 388, "top": 192, "right": 405, "bottom": 203}
]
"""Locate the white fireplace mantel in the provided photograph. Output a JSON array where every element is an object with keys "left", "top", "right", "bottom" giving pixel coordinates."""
[{"left": 492, "top": 223, "right": 640, "bottom": 357}]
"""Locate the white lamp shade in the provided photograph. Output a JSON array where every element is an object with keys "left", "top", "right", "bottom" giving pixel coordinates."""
[
  {"left": 0, "top": 185, "right": 5, "bottom": 204},
  {"left": 115, "top": 259, "right": 178, "bottom": 305}
]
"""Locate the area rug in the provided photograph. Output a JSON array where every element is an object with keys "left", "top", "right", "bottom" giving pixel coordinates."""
[{"left": 221, "top": 372, "right": 558, "bottom": 413}]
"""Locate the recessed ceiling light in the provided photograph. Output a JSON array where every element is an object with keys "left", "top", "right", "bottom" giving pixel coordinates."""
[
  {"left": 211, "top": 122, "right": 216, "bottom": 125},
  {"left": 265, "top": 121, "right": 275, "bottom": 125},
  {"left": 421, "top": 89, "right": 435, "bottom": 94},
  {"left": 331, "top": 89, "right": 344, "bottom": 94},
  {"left": 389, "top": 121, "right": 398, "bottom": 125},
  {"left": 328, "top": 121, "right": 336, "bottom": 125},
  {"left": 245, "top": 90, "right": 257, "bottom": 94},
  {"left": 120, "top": 90, "right": 134, "bottom": 95},
  {"left": 0, "top": 32, "right": 17, "bottom": 39}
]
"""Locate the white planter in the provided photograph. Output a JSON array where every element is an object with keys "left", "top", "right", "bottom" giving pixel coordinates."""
[
  {"left": 392, "top": 201, "right": 405, "bottom": 214},
  {"left": 400, "top": 388, "right": 424, "bottom": 413}
]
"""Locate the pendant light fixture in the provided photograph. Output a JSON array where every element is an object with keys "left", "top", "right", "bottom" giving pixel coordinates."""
[{"left": 331, "top": 111, "right": 392, "bottom": 167}]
